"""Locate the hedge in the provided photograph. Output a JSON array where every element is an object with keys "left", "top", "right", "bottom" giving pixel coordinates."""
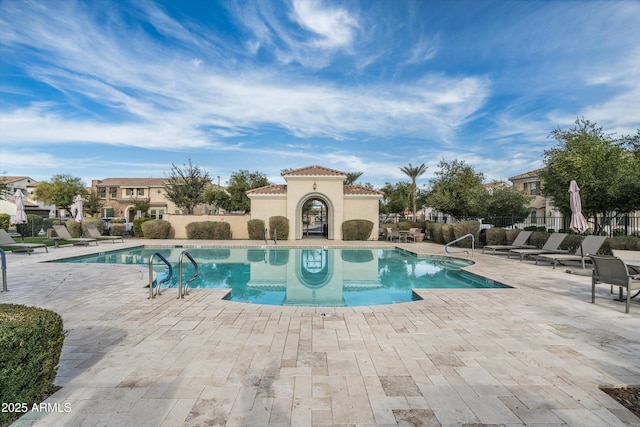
[
  {"left": 268, "top": 216, "right": 289, "bottom": 240},
  {"left": 247, "top": 219, "right": 265, "bottom": 240},
  {"left": 185, "top": 221, "right": 231, "bottom": 240},
  {"left": 0, "top": 213, "right": 10, "bottom": 230},
  {"left": 132, "top": 217, "right": 151, "bottom": 237},
  {"left": 0, "top": 304, "right": 65, "bottom": 426},
  {"left": 141, "top": 219, "right": 172, "bottom": 239},
  {"left": 342, "top": 219, "right": 373, "bottom": 240}
]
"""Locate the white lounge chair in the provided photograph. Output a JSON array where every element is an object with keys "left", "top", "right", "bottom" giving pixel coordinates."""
[
  {"left": 507, "top": 233, "right": 568, "bottom": 261},
  {"left": 482, "top": 230, "right": 535, "bottom": 255},
  {"left": 535, "top": 235, "right": 606, "bottom": 269},
  {"left": 0, "top": 229, "right": 48, "bottom": 255}
]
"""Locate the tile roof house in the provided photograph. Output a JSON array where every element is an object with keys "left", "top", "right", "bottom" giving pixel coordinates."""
[{"left": 247, "top": 165, "right": 383, "bottom": 240}]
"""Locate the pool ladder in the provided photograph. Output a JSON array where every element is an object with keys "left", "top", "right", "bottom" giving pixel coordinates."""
[
  {"left": 148, "top": 251, "right": 198, "bottom": 299},
  {"left": 445, "top": 233, "right": 475, "bottom": 257}
]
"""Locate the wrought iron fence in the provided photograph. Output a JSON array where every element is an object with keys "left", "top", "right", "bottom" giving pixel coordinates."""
[{"left": 476, "top": 214, "right": 640, "bottom": 237}]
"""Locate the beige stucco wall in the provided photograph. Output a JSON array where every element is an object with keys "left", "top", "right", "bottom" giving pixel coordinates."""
[
  {"left": 249, "top": 196, "right": 288, "bottom": 224},
  {"left": 344, "top": 196, "right": 381, "bottom": 240},
  {"left": 163, "top": 213, "right": 250, "bottom": 239}
]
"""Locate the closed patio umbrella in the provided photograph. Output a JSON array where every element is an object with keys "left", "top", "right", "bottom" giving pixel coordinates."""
[
  {"left": 74, "top": 194, "right": 84, "bottom": 224},
  {"left": 569, "top": 180, "right": 589, "bottom": 256},
  {"left": 15, "top": 189, "right": 27, "bottom": 241}
]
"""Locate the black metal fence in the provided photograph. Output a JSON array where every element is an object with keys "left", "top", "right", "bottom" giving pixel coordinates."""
[{"left": 477, "top": 214, "right": 640, "bottom": 237}]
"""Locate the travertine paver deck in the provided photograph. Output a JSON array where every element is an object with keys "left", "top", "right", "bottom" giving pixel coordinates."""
[{"left": 1, "top": 239, "right": 639, "bottom": 426}]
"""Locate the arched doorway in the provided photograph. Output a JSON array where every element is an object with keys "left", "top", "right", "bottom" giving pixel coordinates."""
[{"left": 296, "top": 194, "right": 332, "bottom": 239}]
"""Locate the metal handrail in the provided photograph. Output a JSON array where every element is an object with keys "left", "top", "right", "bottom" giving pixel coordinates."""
[
  {"left": 178, "top": 250, "right": 198, "bottom": 299},
  {"left": 445, "top": 233, "right": 475, "bottom": 257},
  {"left": 264, "top": 228, "right": 268, "bottom": 245},
  {"left": 148, "top": 252, "right": 173, "bottom": 299},
  {"left": 1, "top": 249, "right": 7, "bottom": 292},
  {"left": 273, "top": 228, "right": 277, "bottom": 244}
]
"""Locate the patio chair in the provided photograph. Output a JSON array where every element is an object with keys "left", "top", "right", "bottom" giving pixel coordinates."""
[
  {"left": 590, "top": 255, "right": 640, "bottom": 313},
  {"left": 612, "top": 250, "right": 640, "bottom": 275},
  {"left": 0, "top": 229, "right": 48, "bottom": 255},
  {"left": 482, "top": 230, "right": 534, "bottom": 255},
  {"left": 85, "top": 223, "right": 124, "bottom": 243},
  {"left": 507, "top": 233, "right": 568, "bottom": 261},
  {"left": 52, "top": 225, "right": 98, "bottom": 246},
  {"left": 406, "top": 228, "right": 418, "bottom": 243},
  {"left": 535, "top": 235, "right": 606, "bottom": 269}
]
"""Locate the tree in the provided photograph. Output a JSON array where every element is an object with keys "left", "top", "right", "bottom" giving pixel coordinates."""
[
  {"left": 344, "top": 172, "right": 363, "bottom": 185},
  {"left": 32, "top": 174, "right": 86, "bottom": 216},
  {"left": 484, "top": 184, "right": 531, "bottom": 223},
  {"left": 379, "top": 181, "right": 412, "bottom": 216},
  {"left": 426, "top": 160, "right": 486, "bottom": 220},
  {"left": 540, "top": 119, "right": 640, "bottom": 231},
  {"left": 84, "top": 189, "right": 104, "bottom": 217},
  {"left": 163, "top": 159, "right": 211, "bottom": 214},
  {"left": 204, "top": 170, "right": 269, "bottom": 214},
  {"left": 131, "top": 197, "right": 151, "bottom": 218},
  {"left": 399, "top": 163, "right": 428, "bottom": 220}
]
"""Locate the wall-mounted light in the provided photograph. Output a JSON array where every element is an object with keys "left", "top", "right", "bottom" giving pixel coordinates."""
[{"left": 313, "top": 181, "right": 317, "bottom": 190}]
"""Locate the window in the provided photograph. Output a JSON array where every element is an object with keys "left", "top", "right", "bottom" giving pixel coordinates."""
[
  {"left": 104, "top": 207, "right": 114, "bottom": 217},
  {"left": 99, "top": 188, "right": 106, "bottom": 199},
  {"left": 110, "top": 187, "right": 117, "bottom": 198},
  {"left": 125, "top": 188, "right": 134, "bottom": 196},
  {"left": 137, "top": 188, "right": 145, "bottom": 196},
  {"left": 530, "top": 210, "right": 537, "bottom": 223},
  {"left": 529, "top": 181, "right": 539, "bottom": 196},
  {"left": 151, "top": 209, "right": 165, "bottom": 220},
  {"left": 158, "top": 209, "right": 164, "bottom": 219}
]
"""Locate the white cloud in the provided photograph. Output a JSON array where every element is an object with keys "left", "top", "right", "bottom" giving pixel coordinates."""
[{"left": 290, "top": 0, "right": 358, "bottom": 49}]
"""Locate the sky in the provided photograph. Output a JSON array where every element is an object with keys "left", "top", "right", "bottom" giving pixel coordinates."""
[{"left": 1, "top": 0, "right": 639, "bottom": 189}]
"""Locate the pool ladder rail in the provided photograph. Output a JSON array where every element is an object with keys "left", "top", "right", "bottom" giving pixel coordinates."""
[
  {"left": 148, "top": 251, "right": 198, "bottom": 299},
  {"left": 444, "top": 233, "right": 475, "bottom": 258}
]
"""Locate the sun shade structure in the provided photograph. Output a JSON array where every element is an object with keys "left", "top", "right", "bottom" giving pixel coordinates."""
[{"left": 14, "top": 189, "right": 27, "bottom": 241}]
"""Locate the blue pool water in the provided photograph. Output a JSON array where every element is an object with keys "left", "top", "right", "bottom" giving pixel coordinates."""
[{"left": 57, "top": 247, "right": 508, "bottom": 306}]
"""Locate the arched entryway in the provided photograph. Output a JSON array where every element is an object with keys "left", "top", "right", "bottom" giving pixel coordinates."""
[{"left": 296, "top": 194, "right": 333, "bottom": 239}]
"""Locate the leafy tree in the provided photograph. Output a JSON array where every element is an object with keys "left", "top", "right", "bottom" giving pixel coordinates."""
[
  {"left": 204, "top": 170, "right": 269, "bottom": 214},
  {"left": 540, "top": 119, "right": 640, "bottom": 230},
  {"left": 484, "top": 184, "right": 531, "bottom": 223},
  {"left": 164, "top": 159, "right": 211, "bottom": 214},
  {"left": 84, "top": 189, "right": 104, "bottom": 217},
  {"left": 32, "top": 174, "right": 86, "bottom": 216},
  {"left": 427, "top": 160, "right": 486, "bottom": 220},
  {"left": 400, "top": 163, "right": 428, "bottom": 220},
  {"left": 344, "top": 172, "right": 363, "bottom": 185},
  {"left": 131, "top": 197, "right": 151, "bottom": 218},
  {"left": 379, "top": 181, "right": 412, "bottom": 215},
  {"left": 0, "top": 176, "right": 8, "bottom": 200}
]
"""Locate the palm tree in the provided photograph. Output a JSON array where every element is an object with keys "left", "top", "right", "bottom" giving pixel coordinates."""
[
  {"left": 399, "top": 163, "right": 428, "bottom": 220},
  {"left": 344, "top": 172, "right": 363, "bottom": 185}
]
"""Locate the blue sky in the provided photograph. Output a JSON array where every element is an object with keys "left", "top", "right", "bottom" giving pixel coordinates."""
[{"left": 1, "top": 0, "right": 639, "bottom": 189}]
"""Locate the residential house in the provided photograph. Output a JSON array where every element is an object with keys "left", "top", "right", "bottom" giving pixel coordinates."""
[
  {"left": 91, "top": 178, "right": 176, "bottom": 221},
  {"left": 0, "top": 176, "right": 56, "bottom": 221}
]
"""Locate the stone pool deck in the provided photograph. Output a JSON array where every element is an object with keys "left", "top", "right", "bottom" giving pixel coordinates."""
[{"left": 1, "top": 239, "right": 639, "bottom": 426}]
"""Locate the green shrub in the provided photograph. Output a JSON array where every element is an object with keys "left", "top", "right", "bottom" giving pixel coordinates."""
[
  {"left": 141, "top": 219, "right": 172, "bottom": 239},
  {"left": 485, "top": 228, "right": 506, "bottom": 246},
  {"left": 0, "top": 304, "right": 65, "bottom": 426},
  {"left": 85, "top": 219, "right": 105, "bottom": 235},
  {"left": 132, "top": 217, "right": 151, "bottom": 237},
  {"left": 396, "top": 221, "right": 412, "bottom": 231},
  {"left": 505, "top": 229, "right": 521, "bottom": 245},
  {"left": 110, "top": 223, "right": 125, "bottom": 237},
  {"left": 530, "top": 231, "right": 550, "bottom": 249},
  {"left": 65, "top": 221, "right": 83, "bottom": 237},
  {"left": 441, "top": 224, "right": 455, "bottom": 243},
  {"left": 186, "top": 221, "right": 217, "bottom": 239},
  {"left": 452, "top": 221, "right": 479, "bottom": 248},
  {"left": 16, "top": 215, "right": 48, "bottom": 238},
  {"left": 247, "top": 219, "right": 265, "bottom": 240},
  {"left": 212, "top": 222, "right": 231, "bottom": 240},
  {"left": 342, "top": 219, "right": 373, "bottom": 240},
  {"left": 430, "top": 223, "right": 444, "bottom": 244},
  {"left": 269, "top": 216, "right": 289, "bottom": 240},
  {"left": 602, "top": 236, "right": 639, "bottom": 254},
  {"left": 0, "top": 213, "right": 10, "bottom": 230}
]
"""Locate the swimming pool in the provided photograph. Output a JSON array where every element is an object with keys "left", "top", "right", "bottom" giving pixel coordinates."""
[{"left": 58, "top": 247, "right": 509, "bottom": 306}]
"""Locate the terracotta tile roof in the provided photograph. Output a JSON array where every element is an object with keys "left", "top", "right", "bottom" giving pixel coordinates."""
[
  {"left": 246, "top": 184, "right": 288, "bottom": 195},
  {"left": 94, "top": 178, "right": 167, "bottom": 187},
  {"left": 344, "top": 185, "right": 384, "bottom": 196},
  {"left": 282, "top": 165, "right": 347, "bottom": 177}
]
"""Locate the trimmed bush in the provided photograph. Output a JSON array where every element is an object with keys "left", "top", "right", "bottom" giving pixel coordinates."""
[
  {"left": 141, "top": 219, "right": 172, "bottom": 239},
  {"left": 0, "top": 213, "right": 10, "bottom": 230},
  {"left": 430, "top": 222, "right": 444, "bottom": 244},
  {"left": 0, "top": 304, "right": 65, "bottom": 426},
  {"left": 505, "top": 229, "right": 521, "bottom": 245},
  {"left": 342, "top": 219, "right": 374, "bottom": 240},
  {"left": 441, "top": 224, "right": 455, "bottom": 243},
  {"left": 65, "top": 220, "right": 83, "bottom": 237},
  {"left": 247, "top": 219, "right": 265, "bottom": 240},
  {"left": 530, "top": 231, "right": 550, "bottom": 249},
  {"left": 269, "top": 216, "right": 289, "bottom": 240},
  {"left": 132, "top": 217, "right": 151, "bottom": 237},
  {"left": 485, "top": 228, "right": 506, "bottom": 246},
  {"left": 212, "top": 222, "right": 231, "bottom": 240},
  {"left": 186, "top": 221, "right": 216, "bottom": 239},
  {"left": 452, "top": 221, "right": 479, "bottom": 248},
  {"left": 110, "top": 223, "right": 125, "bottom": 237}
]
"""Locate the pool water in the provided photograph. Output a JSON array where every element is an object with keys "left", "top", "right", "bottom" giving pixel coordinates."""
[{"left": 58, "top": 247, "right": 508, "bottom": 306}]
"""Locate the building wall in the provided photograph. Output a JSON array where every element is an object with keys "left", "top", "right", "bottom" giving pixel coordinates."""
[
  {"left": 343, "top": 196, "right": 381, "bottom": 240},
  {"left": 163, "top": 213, "right": 250, "bottom": 239}
]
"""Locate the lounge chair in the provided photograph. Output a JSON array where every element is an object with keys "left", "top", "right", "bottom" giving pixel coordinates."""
[
  {"left": 85, "top": 223, "right": 124, "bottom": 243},
  {"left": 535, "top": 235, "right": 606, "bottom": 269},
  {"left": 612, "top": 250, "right": 640, "bottom": 275},
  {"left": 507, "top": 233, "right": 568, "bottom": 261},
  {"left": 482, "top": 230, "right": 534, "bottom": 255},
  {"left": 0, "top": 229, "right": 48, "bottom": 255},
  {"left": 590, "top": 255, "right": 640, "bottom": 313},
  {"left": 52, "top": 225, "right": 98, "bottom": 246}
]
